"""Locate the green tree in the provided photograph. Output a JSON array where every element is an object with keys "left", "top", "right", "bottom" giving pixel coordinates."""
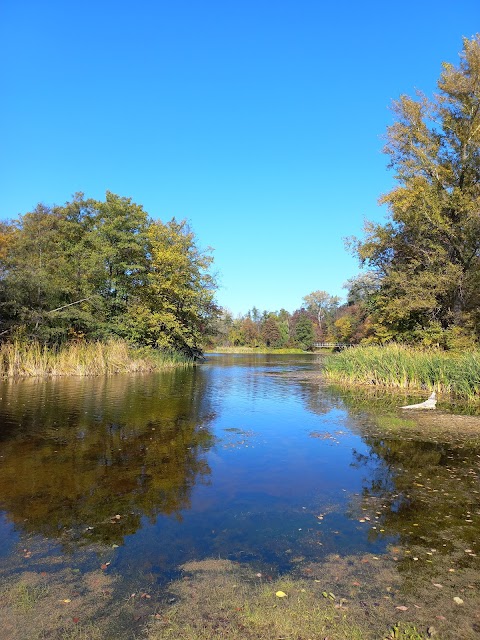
[
  {"left": 133, "top": 218, "right": 218, "bottom": 357},
  {"left": 0, "top": 196, "right": 103, "bottom": 341},
  {"left": 93, "top": 191, "right": 150, "bottom": 336},
  {"left": 0, "top": 193, "right": 219, "bottom": 354},
  {"left": 293, "top": 312, "right": 315, "bottom": 350},
  {"left": 354, "top": 36, "right": 480, "bottom": 344}
]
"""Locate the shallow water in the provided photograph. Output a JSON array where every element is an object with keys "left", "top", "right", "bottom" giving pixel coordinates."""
[{"left": 1, "top": 353, "right": 479, "bottom": 636}]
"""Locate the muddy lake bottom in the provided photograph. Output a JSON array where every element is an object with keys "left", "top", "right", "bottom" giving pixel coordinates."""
[{"left": 1, "top": 353, "right": 480, "bottom": 639}]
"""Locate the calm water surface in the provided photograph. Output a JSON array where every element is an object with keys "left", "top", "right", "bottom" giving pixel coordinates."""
[{"left": 1, "top": 353, "right": 479, "bottom": 601}]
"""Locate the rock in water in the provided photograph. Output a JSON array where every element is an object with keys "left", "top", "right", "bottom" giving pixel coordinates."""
[{"left": 400, "top": 392, "right": 437, "bottom": 410}]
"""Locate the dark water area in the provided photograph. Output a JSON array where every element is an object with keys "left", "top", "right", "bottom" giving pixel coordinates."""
[{"left": 1, "top": 353, "right": 480, "bottom": 629}]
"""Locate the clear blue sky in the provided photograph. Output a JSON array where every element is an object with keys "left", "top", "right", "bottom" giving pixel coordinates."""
[{"left": 1, "top": 1, "right": 478, "bottom": 315}]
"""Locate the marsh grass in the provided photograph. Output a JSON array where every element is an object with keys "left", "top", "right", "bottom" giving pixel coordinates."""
[
  {"left": 324, "top": 345, "right": 480, "bottom": 401},
  {"left": 206, "top": 346, "right": 306, "bottom": 354},
  {"left": 0, "top": 340, "right": 191, "bottom": 378}
]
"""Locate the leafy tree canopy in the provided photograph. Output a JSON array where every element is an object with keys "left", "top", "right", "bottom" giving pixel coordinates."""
[
  {"left": 352, "top": 35, "right": 480, "bottom": 344},
  {"left": 0, "top": 193, "right": 219, "bottom": 357}
]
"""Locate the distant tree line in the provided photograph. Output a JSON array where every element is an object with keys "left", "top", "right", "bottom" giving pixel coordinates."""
[
  {"left": 0, "top": 192, "right": 218, "bottom": 358},
  {"left": 2, "top": 38, "right": 479, "bottom": 355},
  {"left": 208, "top": 290, "right": 366, "bottom": 350},
  {"left": 212, "top": 36, "right": 480, "bottom": 351}
]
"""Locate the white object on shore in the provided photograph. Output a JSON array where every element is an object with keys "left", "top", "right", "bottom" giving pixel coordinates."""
[{"left": 400, "top": 392, "right": 437, "bottom": 410}]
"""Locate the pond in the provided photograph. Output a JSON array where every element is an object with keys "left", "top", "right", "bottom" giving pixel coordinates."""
[{"left": 1, "top": 353, "right": 480, "bottom": 638}]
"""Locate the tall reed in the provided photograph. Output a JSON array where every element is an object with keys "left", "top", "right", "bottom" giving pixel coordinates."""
[
  {"left": 0, "top": 340, "right": 191, "bottom": 378},
  {"left": 323, "top": 344, "right": 480, "bottom": 401}
]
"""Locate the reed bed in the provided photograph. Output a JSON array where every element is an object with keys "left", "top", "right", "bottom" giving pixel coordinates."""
[
  {"left": 323, "top": 344, "right": 480, "bottom": 401},
  {"left": 0, "top": 340, "right": 191, "bottom": 378}
]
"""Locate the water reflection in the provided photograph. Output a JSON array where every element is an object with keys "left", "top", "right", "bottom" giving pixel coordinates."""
[
  {"left": 0, "top": 369, "right": 215, "bottom": 546},
  {"left": 326, "top": 386, "right": 480, "bottom": 595},
  {"left": 0, "top": 355, "right": 479, "bottom": 577}
]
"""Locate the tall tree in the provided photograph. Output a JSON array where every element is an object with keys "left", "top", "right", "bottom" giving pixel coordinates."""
[
  {"left": 302, "top": 290, "right": 340, "bottom": 335},
  {"left": 293, "top": 312, "right": 315, "bottom": 350},
  {"left": 0, "top": 194, "right": 219, "bottom": 353},
  {"left": 260, "top": 316, "right": 282, "bottom": 347},
  {"left": 354, "top": 35, "right": 480, "bottom": 343},
  {"left": 0, "top": 197, "right": 102, "bottom": 340},
  {"left": 133, "top": 218, "right": 218, "bottom": 357},
  {"left": 93, "top": 191, "right": 150, "bottom": 335}
]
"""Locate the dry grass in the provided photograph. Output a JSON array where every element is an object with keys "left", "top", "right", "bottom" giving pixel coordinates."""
[{"left": 0, "top": 340, "right": 190, "bottom": 378}]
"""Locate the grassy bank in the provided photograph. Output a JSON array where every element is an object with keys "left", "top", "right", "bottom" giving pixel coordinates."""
[
  {"left": 0, "top": 340, "right": 191, "bottom": 378},
  {"left": 206, "top": 346, "right": 306, "bottom": 354},
  {"left": 324, "top": 344, "right": 480, "bottom": 401}
]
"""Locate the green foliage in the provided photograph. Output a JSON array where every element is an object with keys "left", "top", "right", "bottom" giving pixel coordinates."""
[
  {"left": 324, "top": 344, "right": 480, "bottom": 400},
  {"left": 0, "top": 193, "right": 218, "bottom": 357},
  {"left": 353, "top": 36, "right": 480, "bottom": 344},
  {"left": 293, "top": 313, "right": 315, "bottom": 350},
  {"left": 139, "top": 219, "right": 218, "bottom": 356}
]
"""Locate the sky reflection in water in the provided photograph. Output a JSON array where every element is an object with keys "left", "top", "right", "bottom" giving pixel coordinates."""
[{"left": 0, "top": 354, "right": 479, "bottom": 586}]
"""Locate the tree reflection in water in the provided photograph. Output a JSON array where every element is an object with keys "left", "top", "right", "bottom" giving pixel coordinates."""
[{"left": 0, "top": 368, "right": 215, "bottom": 547}]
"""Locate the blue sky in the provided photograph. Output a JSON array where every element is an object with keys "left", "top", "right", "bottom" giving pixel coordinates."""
[{"left": 1, "top": 1, "right": 478, "bottom": 315}]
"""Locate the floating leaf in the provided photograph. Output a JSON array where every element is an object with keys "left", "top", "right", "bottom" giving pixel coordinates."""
[{"left": 275, "top": 591, "right": 287, "bottom": 598}]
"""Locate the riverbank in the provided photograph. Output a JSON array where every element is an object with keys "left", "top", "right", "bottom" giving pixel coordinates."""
[
  {"left": 206, "top": 346, "right": 307, "bottom": 354},
  {"left": 0, "top": 340, "right": 191, "bottom": 378},
  {"left": 323, "top": 345, "right": 480, "bottom": 402}
]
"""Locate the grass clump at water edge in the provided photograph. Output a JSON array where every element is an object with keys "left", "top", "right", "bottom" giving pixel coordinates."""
[
  {"left": 0, "top": 339, "right": 192, "bottom": 378},
  {"left": 323, "top": 344, "right": 480, "bottom": 401}
]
